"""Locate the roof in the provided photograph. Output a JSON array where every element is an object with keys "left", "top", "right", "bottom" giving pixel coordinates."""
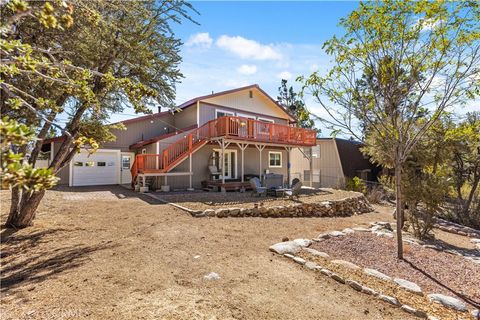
[
  {"left": 177, "top": 84, "right": 297, "bottom": 122},
  {"left": 333, "top": 138, "right": 380, "bottom": 179},
  {"left": 129, "top": 124, "right": 197, "bottom": 149}
]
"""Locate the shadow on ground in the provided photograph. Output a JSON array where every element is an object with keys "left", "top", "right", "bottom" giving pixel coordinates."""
[{"left": 1, "top": 227, "right": 116, "bottom": 294}]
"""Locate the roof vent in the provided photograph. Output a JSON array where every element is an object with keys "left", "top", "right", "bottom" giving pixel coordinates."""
[{"left": 249, "top": 90, "right": 253, "bottom": 98}]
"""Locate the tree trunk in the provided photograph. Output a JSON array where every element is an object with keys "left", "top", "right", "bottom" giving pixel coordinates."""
[
  {"left": 395, "top": 163, "right": 404, "bottom": 260},
  {"left": 6, "top": 190, "right": 46, "bottom": 228}
]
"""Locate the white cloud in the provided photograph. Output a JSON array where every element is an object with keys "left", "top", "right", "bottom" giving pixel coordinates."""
[
  {"left": 277, "top": 71, "right": 292, "bottom": 80},
  {"left": 216, "top": 35, "right": 282, "bottom": 60},
  {"left": 185, "top": 32, "right": 213, "bottom": 48},
  {"left": 237, "top": 64, "right": 257, "bottom": 75}
]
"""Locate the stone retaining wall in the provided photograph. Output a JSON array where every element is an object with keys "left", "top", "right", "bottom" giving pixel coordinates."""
[{"left": 193, "top": 194, "right": 373, "bottom": 218}]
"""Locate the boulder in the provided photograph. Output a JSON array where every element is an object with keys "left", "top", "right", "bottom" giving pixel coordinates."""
[
  {"left": 400, "top": 305, "right": 417, "bottom": 314},
  {"left": 378, "top": 294, "right": 400, "bottom": 306},
  {"left": 345, "top": 279, "right": 362, "bottom": 291},
  {"left": 293, "top": 256, "right": 306, "bottom": 265},
  {"left": 364, "top": 268, "right": 392, "bottom": 282},
  {"left": 320, "top": 268, "right": 334, "bottom": 277},
  {"left": 361, "top": 286, "right": 378, "bottom": 296},
  {"left": 342, "top": 228, "right": 355, "bottom": 234},
  {"left": 427, "top": 294, "right": 468, "bottom": 312},
  {"left": 329, "top": 231, "right": 346, "bottom": 237},
  {"left": 394, "top": 278, "right": 422, "bottom": 295},
  {"left": 304, "top": 261, "right": 318, "bottom": 270},
  {"left": 330, "top": 273, "right": 345, "bottom": 284},
  {"left": 302, "top": 247, "right": 329, "bottom": 258},
  {"left": 352, "top": 227, "right": 371, "bottom": 232},
  {"left": 269, "top": 239, "right": 311, "bottom": 255}
]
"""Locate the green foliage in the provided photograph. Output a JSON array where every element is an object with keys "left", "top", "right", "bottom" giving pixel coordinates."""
[
  {"left": 277, "top": 79, "right": 319, "bottom": 134},
  {"left": 0, "top": 117, "right": 58, "bottom": 191},
  {"left": 345, "top": 176, "right": 366, "bottom": 194}
]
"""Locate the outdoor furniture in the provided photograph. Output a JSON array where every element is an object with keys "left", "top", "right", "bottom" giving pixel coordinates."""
[
  {"left": 267, "top": 187, "right": 287, "bottom": 197},
  {"left": 250, "top": 177, "right": 267, "bottom": 197},
  {"left": 263, "top": 173, "right": 283, "bottom": 189},
  {"left": 208, "top": 165, "right": 221, "bottom": 180},
  {"left": 285, "top": 181, "right": 302, "bottom": 199},
  {"left": 291, "top": 178, "right": 300, "bottom": 187}
]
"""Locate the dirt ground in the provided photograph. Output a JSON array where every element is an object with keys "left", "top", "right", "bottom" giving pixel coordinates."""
[
  {"left": 155, "top": 188, "right": 358, "bottom": 211},
  {"left": 0, "top": 186, "right": 470, "bottom": 320}
]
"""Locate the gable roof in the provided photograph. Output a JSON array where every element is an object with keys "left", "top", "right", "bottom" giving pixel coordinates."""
[{"left": 178, "top": 84, "right": 296, "bottom": 122}]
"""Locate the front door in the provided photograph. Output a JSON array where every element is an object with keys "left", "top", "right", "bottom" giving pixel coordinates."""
[{"left": 120, "top": 153, "right": 134, "bottom": 184}]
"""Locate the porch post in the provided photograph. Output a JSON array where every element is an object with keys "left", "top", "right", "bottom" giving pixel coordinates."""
[
  {"left": 255, "top": 144, "right": 265, "bottom": 181},
  {"left": 236, "top": 142, "right": 248, "bottom": 183},
  {"left": 221, "top": 138, "right": 225, "bottom": 185},
  {"left": 188, "top": 154, "right": 193, "bottom": 190},
  {"left": 285, "top": 146, "right": 292, "bottom": 187}
]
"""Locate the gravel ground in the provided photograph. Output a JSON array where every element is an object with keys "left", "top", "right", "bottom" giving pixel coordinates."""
[
  {"left": 0, "top": 186, "right": 416, "bottom": 320},
  {"left": 154, "top": 188, "right": 360, "bottom": 211},
  {"left": 310, "top": 232, "right": 480, "bottom": 308}
]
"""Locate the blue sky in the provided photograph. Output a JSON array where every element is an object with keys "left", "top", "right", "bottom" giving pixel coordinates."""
[{"left": 113, "top": 1, "right": 360, "bottom": 133}]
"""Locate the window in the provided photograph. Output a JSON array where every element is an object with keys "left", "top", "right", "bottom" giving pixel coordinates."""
[
  {"left": 74, "top": 161, "right": 83, "bottom": 167},
  {"left": 85, "top": 161, "right": 95, "bottom": 167},
  {"left": 236, "top": 113, "right": 255, "bottom": 120},
  {"left": 97, "top": 162, "right": 106, "bottom": 167},
  {"left": 312, "top": 145, "right": 320, "bottom": 158},
  {"left": 269, "top": 152, "right": 282, "bottom": 168},
  {"left": 121, "top": 156, "right": 131, "bottom": 169},
  {"left": 216, "top": 109, "right": 234, "bottom": 119}
]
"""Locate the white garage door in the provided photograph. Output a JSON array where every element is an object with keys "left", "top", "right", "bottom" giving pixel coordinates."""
[{"left": 72, "top": 151, "right": 118, "bottom": 186}]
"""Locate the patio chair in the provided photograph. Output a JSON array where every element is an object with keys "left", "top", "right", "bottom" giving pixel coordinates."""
[
  {"left": 291, "top": 178, "right": 300, "bottom": 187},
  {"left": 250, "top": 177, "right": 267, "bottom": 197},
  {"left": 208, "top": 165, "right": 221, "bottom": 180},
  {"left": 285, "top": 180, "right": 302, "bottom": 200}
]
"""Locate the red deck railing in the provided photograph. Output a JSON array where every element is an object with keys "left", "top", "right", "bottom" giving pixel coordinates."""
[{"left": 131, "top": 116, "right": 316, "bottom": 184}]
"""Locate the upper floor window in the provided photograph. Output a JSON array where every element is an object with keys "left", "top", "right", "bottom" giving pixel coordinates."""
[{"left": 216, "top": 109, "right": 234, "bottom": 119}]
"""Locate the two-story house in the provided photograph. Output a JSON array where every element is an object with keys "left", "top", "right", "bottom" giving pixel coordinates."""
[{"left": 42, "top": 84, "right": 317, "bottom": 190}]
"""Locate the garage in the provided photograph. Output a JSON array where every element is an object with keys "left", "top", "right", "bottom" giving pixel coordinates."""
[{"left": 71, "top": 150, "right": 119, "bottom": 186}]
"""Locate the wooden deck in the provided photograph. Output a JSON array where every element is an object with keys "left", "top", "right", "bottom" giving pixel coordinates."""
[{"left": 206, "top": 180, "right": 252, "bottom": 192}]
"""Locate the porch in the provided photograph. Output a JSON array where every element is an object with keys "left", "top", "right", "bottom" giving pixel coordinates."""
[{"left": 131, "top": 116, "right": 317, "bottom": 190}]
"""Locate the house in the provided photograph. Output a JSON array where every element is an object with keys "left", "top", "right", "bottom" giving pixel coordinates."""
[
  {"left": 290, "top": 138, "right": 381, "bottom": 188},
  {"left": 42, "top": 84, "right": 317, "bottom": 190}
]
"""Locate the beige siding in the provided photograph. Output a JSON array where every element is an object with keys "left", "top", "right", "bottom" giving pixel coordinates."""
[
  {"left": 290, "top": 139, "right": 345, "bottom": 188},
  {"left": 198, "top": 102, "right": 288, "bottom": 126},
  {"left": 202, "top": 88, "right": 290, "bottom": 122},
  {"left": 52, "top": 141, "right": 70, "bottom": 185},
  {"left": 103, "top": 113, "right": 175, "bottom": 151},
  {"left": 174, "top": 105, "right": 197, "bottom": 129},
  {"left": 151, "top": 144, "right": 288, "bottom": 190}
]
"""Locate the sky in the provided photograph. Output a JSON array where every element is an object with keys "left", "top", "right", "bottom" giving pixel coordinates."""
[{"left": 112, "top": 1, "right": 360, "bottom": 135}]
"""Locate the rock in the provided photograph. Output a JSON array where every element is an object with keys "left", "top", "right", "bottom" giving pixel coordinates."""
[
  {"left": 293, "top": 256, "right": 306, "bottom": 265},
  {"left": 364, "top": 268, "right": 392, "bottom": 281},
  {"left": 394, "top": 278, "right": 422, "bottom": 295},
  {"left": 193, "top": 255, "right": 200, "bottom": 259},
  {"left": 471, "top": 309, "right": 480, "bottom": 318},
  {"left": 269, "top": 239, "right": 311, "bottom": 255},
  {"left": 302, "top": 247, "right": 329, "bottom": 258},
  {"left": 423, "top": 244, "right": 441, "bottom": 251},
  {"left": 371, "top": 221, "right": 393, "bottom": 229},
  {"left": 427, "top": 294, "right": 468, "bottom": 312},
  {"left": 361, "top": 286, "right": 378, "bottom": 296},
  {"left": 331, "top": 259, "right": 360, "bottom": 270},
  {"left": 401, "top": 305, "right": 417, "bottom": 314},
  {"left": 342, "top": 228, "right": 355, "bottom": 234},
  {"left": 374, "top": 231, "right": 394, "bottom": 238},
  {"left": 329, "top": 231, "right": 346, "bottom": 237},
  {"left": 345, "top": 279, "right": 362, "bottom": 291},
  {"left": 204, "top": 272, "right": 220, "bottom": 280},
  {"left": 317, "top": 232, "right": 331, "bottom": 239},
  {"left": 330, "top": 273, "right": 345, "bottom": 284},
  {"left": 414, "top": 310, "right": 428, "bottom": 318},
  {"left": 320, "top": 268, "right": 333, "bottom": 277},
  {"left": 304, "top": 261, "right": 318, "bottom": 270},
  {"left": 471, "top": 238, "right": 480, "bottom": 244},
  {"left": 352, "top": 227, "right": 371, "bottom": 232},
  {"left": 378, "top": 294, "right": 400, "bottom": 306},
  {"left": 203, "top": 209, "right": 215, "bottom": 217},
  {"left": 292, "top": 239, "right": 312, "bottom": 247},
  {"left": 229, "top": 208, "right": 240, "bottom": 216},
  {"left": 427, "top": 316, "right": 440, "bottom": 320},
  {"left": 283, "top": 253, "right": 295, "bottom": 259},
  {"left": 282, "top": 236, "right": 289, "bottom": 242}
]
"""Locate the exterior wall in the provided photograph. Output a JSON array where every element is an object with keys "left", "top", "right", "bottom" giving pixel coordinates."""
[
  {"left": 174, "top": 105, "right": 197, "bottom": 129},
  {"left": 203, "top": 88, "right": 290, "bottom": 120},
  {"left": 290, "top": 139, "right": 345, "bottom": 188},
  {"left": 198, "top": 102, "right": 287, "bottom": 127},
  {"left": 52, "top": 141, "right": 70, "bottom": 185},
  {"left": 102, "top": 113, "right": 175, "bottom": 151},
  {"left": 152, "top": 144, "right": 288, "bottom": 190}
]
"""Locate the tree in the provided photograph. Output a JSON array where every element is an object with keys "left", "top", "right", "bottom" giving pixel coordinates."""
[
  {"left": 277, "top": 79, "right": 319, "bottom": 133},
  {"left": 1, "top": 0, "right": 197, "bottom": 228},
  {"left": 300, "top": 0, "right": 479, "bottom": 258}
]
